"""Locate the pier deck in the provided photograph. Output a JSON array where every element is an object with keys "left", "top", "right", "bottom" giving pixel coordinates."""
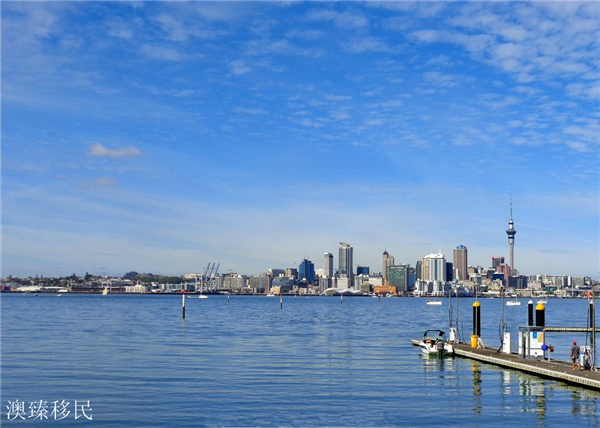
[{"left": 412, "top": 340, "right": 600, "bottom": 391}]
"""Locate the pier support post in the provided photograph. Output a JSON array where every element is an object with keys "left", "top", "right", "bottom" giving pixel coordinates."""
[{"left": 182, "top": 289, "right": 186, "bottom": 320}]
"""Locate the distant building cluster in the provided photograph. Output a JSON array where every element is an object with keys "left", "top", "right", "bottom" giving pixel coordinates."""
[{"left": 2, "top": 204, "right": 597, "bottom": 297}]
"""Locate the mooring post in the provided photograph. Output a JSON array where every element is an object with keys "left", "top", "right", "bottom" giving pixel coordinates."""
[
  {"left": 182, "top": 289, "right": 186, "bottom": 320},
  {"left": 590, "top": 298, "right": 595, "bottom": 369},
  {"left": 536, "top": 302, "right": 545, "bottom": 327},
  {"left": 472, "top": 301, "right": 481, "bottom": 348}
]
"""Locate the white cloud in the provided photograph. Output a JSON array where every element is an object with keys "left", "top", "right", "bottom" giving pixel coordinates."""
[
  {"left": 89, "top": 143, "right": 142, "bottom": 159},
  {"left": 409, "top": 29, "right": 441, "bottom": 43},
  {"left": 245, "top": 39, "right": 323, "bottom": 57},
  {"left": 342, "top": 36, "right": 396, "bottom": 53},
  {"left": 233, "top": 107, "right": 268, "bottom": 115},
  {"left": 95, "top": 178, "right": 118, "bottom": 186},
  {"left": 139, "top": 44, "right": 187, "bottom": 62},
  {"left": 325, "top": 95, "right": 352, "bottom": 101},
  {"left": 305, "top": 9, "right": 369, "bottom": 30},
  {"left": 285, "top": 29, "right": 324, "bottom": 40},
  {"left": 230, "top": 59, "right": 251, "bottom": 75}
]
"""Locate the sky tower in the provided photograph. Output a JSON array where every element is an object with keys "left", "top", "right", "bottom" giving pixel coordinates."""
[{"left": 506, "top": 200, "right": 517, "bottom": 276}]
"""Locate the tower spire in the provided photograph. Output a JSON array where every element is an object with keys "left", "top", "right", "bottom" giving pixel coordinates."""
[{"left": 506, "top": 199, "right": 517, "bottom": 276}]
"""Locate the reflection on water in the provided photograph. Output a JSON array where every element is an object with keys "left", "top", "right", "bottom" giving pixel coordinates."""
[{"left": 471, "top": 363, "right": 482, "bottom": 413}]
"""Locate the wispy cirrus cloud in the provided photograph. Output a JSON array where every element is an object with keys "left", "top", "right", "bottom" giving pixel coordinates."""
[{"left": 89, "top": 143, "right": 142, "bottom": 159}]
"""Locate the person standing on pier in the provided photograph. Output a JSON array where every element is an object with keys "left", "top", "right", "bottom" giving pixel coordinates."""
[{"left": 571, "top": 341, "right": 581, "bottom": 371}]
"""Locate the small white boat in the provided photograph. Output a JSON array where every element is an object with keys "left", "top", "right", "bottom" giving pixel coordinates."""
[
  {"left": 56, "top": 294, "right": 62, "bottom": 297},
  {"left": 266, "top": 293, "right": 276, "bottom": 297},
  {"left": 416, "top": 330, "right": 454, "bottom": 357},
  {"left": 426, "top": 300, "right": 442, "bottom": 305},
  {"left": 506, "top": 299, "right": 521, "bottom": 306},
  {"left": 537, "top": 300, "right": 547, "bottom": 305},
  {"left": 198, "top": 295, "right": 208, "bottom": 299},
  {"left": 102, "top": 287, "right": 109, "bottom": 296}
]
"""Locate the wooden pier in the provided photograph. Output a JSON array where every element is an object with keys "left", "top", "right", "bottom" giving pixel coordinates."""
[{"left": 454, "top": 343, "right": 600, "bottom": 391}]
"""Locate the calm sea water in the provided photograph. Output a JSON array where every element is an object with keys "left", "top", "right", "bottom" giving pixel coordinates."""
[{"left": 2, "top": 294, "right": 599, "bottom": 427}]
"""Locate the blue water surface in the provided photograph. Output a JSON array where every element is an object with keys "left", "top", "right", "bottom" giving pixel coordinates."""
[{"left": 2, "top": 294, "right": 599, "bottom": 427}]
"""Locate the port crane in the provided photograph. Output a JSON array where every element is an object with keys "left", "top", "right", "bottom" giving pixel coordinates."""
[{"left": 199, "top": 262, "right": 220, "bottom": 292}]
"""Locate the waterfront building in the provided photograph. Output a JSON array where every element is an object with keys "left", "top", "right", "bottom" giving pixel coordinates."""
[
  {"left": 492, "top": 257, "right": 505, "bottom": 269},
  {"left": 222, "top": 274, "right": 247, "bottom": 292},
  {"left": 337, "top": 276, "right": 350, "bottom": 289},
  {"left": 408, "top": 267, "right": 416, "bottom": 291},
  {"left": 495, "top": 263, "right": 510, "bottom": 286},
  {"left": 367, "top": 275, "right": 384, "bottom": 287},
  {"left": 271, "top": 277, "right": 293, "bottom": 294},
  {"left": 382, "top": 250, "right": 394, "bottom": 283},
  {"left": 249, "top": 274, "right": 272, "bottom": 293},
  {"left": 285, "top": 268, "right": 298, "bottom": 280},
  {"left": 355, "top": 274, "right": 372, "bottom": 293},
  {"left": 299, "top": 259, "right": 315, "bottom": 284},
  {"left": 506, "top": 200, "right": 517, "bottom": 275},
  {"left": 357, "top": 265, "right": 370, "bottom": 276},
  {"left": 268, "top": 268, "right": 286, "bottom": 278},
  {"left": 422, "top": 251, "right": 446, "bottom": 282},
  {"left": 318, "top": 277, "right": 330, "bottom": 294},
  {"left": 339, "top": 242, "right": 354, "bottom": 288},
  {"left": 415, "top": 261, "right": 422, "bottom": 280},
  {"left": 388, "top": 265, "right": 409, "bottom": 293},
  {"left": 446, "top": 262, "right": 454, "bottom": 282},
  {"left": 324, "top": 252, "right": 333, "bottom": 278},
  {"left": 508, "top": 275, "right": 528, "bottom": 290},
  {"left": 453, "top": 245, "right": 468, "bottom": 281}
]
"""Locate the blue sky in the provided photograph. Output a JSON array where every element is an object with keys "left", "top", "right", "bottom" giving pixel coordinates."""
[{"left": 2, "top": 1, "right": 599, "bottom": 278}]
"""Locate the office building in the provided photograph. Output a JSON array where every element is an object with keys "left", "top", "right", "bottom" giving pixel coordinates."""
[
  {"left": 453, "top": 245, "right": 468, "bottom": 281},
  {"left": 339, "top": 242, "right": 354, "bottom": 287},
  {"left": 446, "top": 262, "right": 454, "bottom": 282},
  {"left": 324, "top": 253, "right": 333, "bottom": 279},
  {"left": 422, "top": 251, "right": 446, "bottom": 282},
  {"left": 357, "top": 266, "right": 370, "bottom": 276},
  {"left": 388, "top": 264, "right": 410, "bottom": 293},
  {"left": 492, "top": 257, "right": 505, "bottom": 269},
  {"left": 299, "top": 259, "right": 315, "bottom": 284},
  {"left": 382, "top": 250, "right": 394, "bottom": 284}
]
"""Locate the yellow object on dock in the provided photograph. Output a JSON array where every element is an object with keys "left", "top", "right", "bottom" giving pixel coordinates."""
[{"left": 471, "top": 335, "right": 478, "bottom": 348}]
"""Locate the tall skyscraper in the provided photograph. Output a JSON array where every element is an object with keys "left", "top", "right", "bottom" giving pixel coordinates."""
[
  {"left": 422, "top": 251, "right": 446, "bottom": 282},
  {"left": 339, "top": 242, "right": 353, "bottom": 287},
  {"left": 299, "top": 259, "right": 315, "bottom": 284},
  {"left": 453, "top": 245, "right": 468, "bottom": 281},
  {"left": 506, "top": 200, "right": 517, "bottom": 275},
  {"left": 382, "top": 250, "right": 394, "bottom": 284},
  {"left": 324, "top": 252, "right": 333, "bottom": 279}
]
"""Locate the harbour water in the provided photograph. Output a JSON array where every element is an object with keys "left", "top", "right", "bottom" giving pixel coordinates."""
[{"left": 2, "top": 294, "right": 599, "bottom": 426}]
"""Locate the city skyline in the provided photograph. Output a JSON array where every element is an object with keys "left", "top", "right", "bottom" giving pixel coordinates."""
[{"left": 2, "top": 2, "right": 599, "bottom": 279}]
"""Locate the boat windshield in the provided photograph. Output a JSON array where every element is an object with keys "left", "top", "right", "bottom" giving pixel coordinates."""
[{"left": 423, "top": 330, "right": 445, "bottom": 340}]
